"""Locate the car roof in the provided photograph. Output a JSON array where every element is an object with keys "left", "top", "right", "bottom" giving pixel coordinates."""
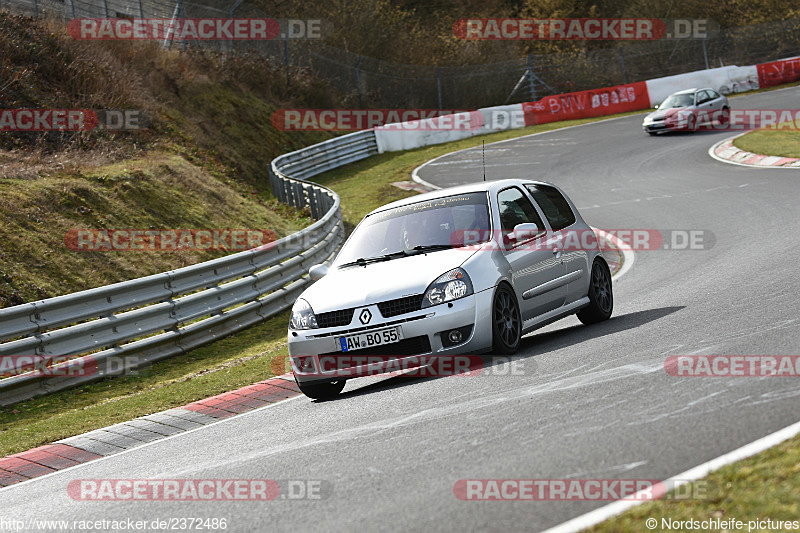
[
  {"left": 366, "top": 178, "right": 552, "bottom": 215},
  {"left": 673, "top": 88, "right": 699, "bottom": 95}
]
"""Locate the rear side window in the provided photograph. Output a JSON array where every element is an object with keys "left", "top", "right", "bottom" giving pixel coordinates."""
[
  {"left": 525, "top": 184, "right": 576, "bottom": 230},
  {"left": 497, "top": 187, "right": 544, "bottom": 232}
]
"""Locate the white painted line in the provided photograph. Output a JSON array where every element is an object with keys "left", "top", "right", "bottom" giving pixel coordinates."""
[
  {"left": 708, "top": 133, "right": 800, "bottom": 169},
  {"left": 541, "top": 418, "right": 800, "bottom": 533}
]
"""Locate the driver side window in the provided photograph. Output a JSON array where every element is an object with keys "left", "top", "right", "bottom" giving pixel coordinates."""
[{"left": 497, "top": 187, "right": 544, "bottom": 233}]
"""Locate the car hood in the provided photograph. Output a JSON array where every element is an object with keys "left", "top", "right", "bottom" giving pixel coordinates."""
[
  {"left": 301, "top": 247, "right": 478, "bottom": 313},
  {"left": 646, "top": 106, "right": 694, "bottom": 120}
]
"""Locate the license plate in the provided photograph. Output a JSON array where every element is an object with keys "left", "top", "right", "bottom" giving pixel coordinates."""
[{"left": 337, "top": 327, "right": 403, "bottom": 352}]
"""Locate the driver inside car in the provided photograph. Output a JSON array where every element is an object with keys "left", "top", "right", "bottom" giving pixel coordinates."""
[{"left": 403, "top": 217, "right": 429, "bottom": 249}]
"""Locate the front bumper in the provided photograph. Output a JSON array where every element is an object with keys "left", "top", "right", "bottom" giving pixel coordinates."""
[
  {"left": 643, "top": 120, "right": 667, "bottom": 133},
  {"left": 288, "top": 289, "right": 494, "bottom": 383}
]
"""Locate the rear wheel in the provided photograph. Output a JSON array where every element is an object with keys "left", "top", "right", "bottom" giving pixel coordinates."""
[
  {"left": 492, "top": 283, "right": 521, "bottom": 354},
  {"left": 295, "top": 377, "right": 346, "bottom": 400},
  {"left": 577, "top": 259, "right": 613, "bottom": 325}
]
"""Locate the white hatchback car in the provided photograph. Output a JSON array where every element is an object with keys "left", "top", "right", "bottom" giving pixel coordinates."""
[{"left": 288, "top": 179, "right": 613, "bottom": 399}]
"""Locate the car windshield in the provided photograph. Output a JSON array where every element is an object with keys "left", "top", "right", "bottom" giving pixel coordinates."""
[
  {"left": 660, "top": 94, "right": 695, "bottom": 108},
  {"left": 336, "top": 192, "right": 491, "bottom": 267}
]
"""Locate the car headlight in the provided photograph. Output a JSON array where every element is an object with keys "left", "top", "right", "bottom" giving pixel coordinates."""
[
  {"left": 643, "top": 116, "right": 653, "bottom": 125},
  {"left": 422, "top": 268, "right": 473, "bottom": 308},
  {"left": 290, "top": 298, "right": 318, "bottom": 329}
]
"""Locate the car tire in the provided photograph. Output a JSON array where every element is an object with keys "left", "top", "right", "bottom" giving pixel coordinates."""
[
  {"left": 295, "top": 377, "right": 346, "bottom": 400},
  {"left": 491, "top": 283, "right": 521, "bottom": 354},
  {"left": 687, "top": 113, "right": 698, "bottom": 132},
  {"left": 577, "top": 258, "right": 613, "bottom": 325},
  {"left": 717, "top": 106, "right": 730, "bottom": 126}
]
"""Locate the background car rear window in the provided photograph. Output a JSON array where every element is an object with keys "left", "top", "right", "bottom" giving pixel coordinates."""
[
  {"left": 497, "top": 187, "right": 544, "bottom": 232},
  {"left": 525, "top": 184, "right": 576, "bottom": 230}
]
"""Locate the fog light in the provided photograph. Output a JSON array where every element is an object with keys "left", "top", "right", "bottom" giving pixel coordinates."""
[{"left": 439, "top": 325, "right": 473, "bottom": 348}]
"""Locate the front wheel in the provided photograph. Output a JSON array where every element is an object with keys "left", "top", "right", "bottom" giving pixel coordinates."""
[
  {"left": 295, "top": 377, "right": 346, "bottom": 400},
  {"left": 577, "top": 259, "right": 613, "bottom": 325},
  {"left": 686, "top": 113, "right": 698, "bottom": 132},
  {"left": 716, "top": 107, "right": 730, "bottom": 126},
  {"left": 492, "top": 283, "right": 521, "bottom": 354}
]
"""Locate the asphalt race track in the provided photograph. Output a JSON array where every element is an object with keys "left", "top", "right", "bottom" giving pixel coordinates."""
[{"left": 3, "top": 88, "right": 799, "bottom": 532}]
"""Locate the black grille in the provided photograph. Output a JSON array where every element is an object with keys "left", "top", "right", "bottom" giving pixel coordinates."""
[
  {"left": 320, "top": 335, "right": 431, "bottom": 357},
  {"left": 316, "top": 308, "right": 355, "bottom": 328},
  {"left": 377, "top": 295, "right": 424, "bottom": 318}
]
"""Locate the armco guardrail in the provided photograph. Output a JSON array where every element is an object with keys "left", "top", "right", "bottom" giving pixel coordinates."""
[{"left": 0, "top": 130, "right": 378, "bottom": 406}]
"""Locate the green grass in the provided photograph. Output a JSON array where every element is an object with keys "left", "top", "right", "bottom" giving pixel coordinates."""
[
  {"left": 733, "top": 128, "right": 800, "bottom": 158},
  {"left": 0, "top": 153, "right": 311, "bottom": 307},
  {"left": 588, "top": 432, "right": 800, "bottom": 532},
  {"left": 723, "top": 81, "right": 800, "bottom": 159}
]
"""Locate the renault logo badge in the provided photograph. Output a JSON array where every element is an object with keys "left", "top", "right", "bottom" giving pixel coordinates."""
[{"left": 359, "top": 309, "right": 372, "bottom": 324}]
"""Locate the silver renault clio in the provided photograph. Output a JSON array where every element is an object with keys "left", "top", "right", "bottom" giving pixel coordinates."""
[{"left": 287, "top": 179, "right": 613, "bottom": 399}]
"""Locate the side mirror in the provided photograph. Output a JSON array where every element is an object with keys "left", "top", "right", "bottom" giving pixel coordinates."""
[
  {"left": 506, "top": 222, "right": 540, "bottom": 246},
  {"left": 309, "top": 264, "right": 329, "bottom": 281}
]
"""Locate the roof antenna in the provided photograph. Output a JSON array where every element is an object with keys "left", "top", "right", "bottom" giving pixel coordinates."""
[{"left": 482, "top": 140, "right": 486, "bottom": 182}]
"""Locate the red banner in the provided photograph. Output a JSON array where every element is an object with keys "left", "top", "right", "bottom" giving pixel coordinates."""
[
  {"left": 756, "top": 57, "right": 800, "bottom": 88},
  {"left": 523, "top": 81, "right": 650, "bottom": 126}
]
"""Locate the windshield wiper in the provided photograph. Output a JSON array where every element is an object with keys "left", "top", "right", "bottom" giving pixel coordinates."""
[
  {"left": 339, "top": 250, "right": 413, "bottom": 268},
  {"left": 411, "top": 244, "right": 453, "bottom": 252},
  {"left": 339, "top": 245, "right": 453, "bottom": 268}
]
